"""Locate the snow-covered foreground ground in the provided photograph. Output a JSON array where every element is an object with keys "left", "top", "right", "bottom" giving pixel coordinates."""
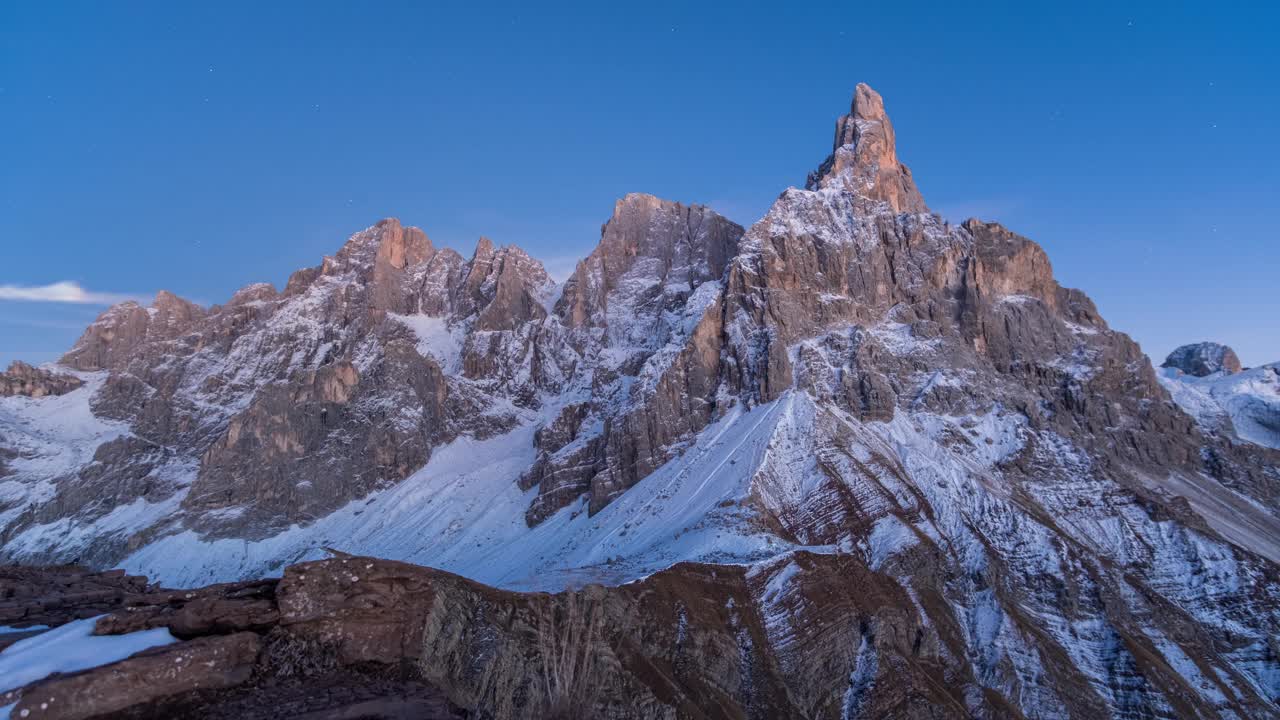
[
  {"left": 0, "top": 617, "right": 175, "bottom": 718},
  {"left": 122, "top": 396, "right": 799, "bottom": 590}
]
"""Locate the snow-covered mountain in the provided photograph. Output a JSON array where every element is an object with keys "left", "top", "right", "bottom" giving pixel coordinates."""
[
  {"left": 2, "top": 84, "right": 1279, "bottom": 718},
  {"left": 1159, "top": 342, "right": 1280, "bottom": 450}
]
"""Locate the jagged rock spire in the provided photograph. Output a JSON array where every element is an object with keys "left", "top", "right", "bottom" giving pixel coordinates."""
[{"left": 807, "top": 83, "right": 927, "bottom": 214}]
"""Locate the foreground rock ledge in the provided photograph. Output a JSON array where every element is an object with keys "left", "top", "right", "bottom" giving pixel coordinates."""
[
  {"left": 1, "top": 554, "right": 952, "bottom": 719},
  {"left": 6, "top": 551, "right": 1275, "bottom": 719}
]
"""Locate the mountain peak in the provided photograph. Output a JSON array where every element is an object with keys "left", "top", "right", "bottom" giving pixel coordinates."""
[
  {"left": 848, "top": 82, "right": 887, "bottom": 123},
  {"left": 471, "top": 236, "right": 496, "bottom": 263},
  {"left": 1163, "top": 341, "right": 1243, "bottom": 376},
  {"left": 152, "top": 289, "right": 201, "bottom": 311},
  {"left": 807, "top": 82, "right": 927, "bottom": 214},
  {"left": 332, "top": 218, "right": 432, "bottom": 271}
]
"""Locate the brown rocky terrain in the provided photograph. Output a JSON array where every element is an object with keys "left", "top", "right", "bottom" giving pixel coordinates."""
[
  {"left": 17, "top": 551, "right": 1263, "bottom": 720},
  {"left": 0, "top": 362, "right": 82, "bottom": 398},
  {"left": 2, "top": 83, "right": 1278, "bottom": 718},
  {"left": 1, "top": 561, "right": 463, "bottom": 720}
]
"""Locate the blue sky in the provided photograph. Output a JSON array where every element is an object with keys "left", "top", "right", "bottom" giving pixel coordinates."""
[{"left": 1, "top": 1, "right": 1276, "bottom": 367}]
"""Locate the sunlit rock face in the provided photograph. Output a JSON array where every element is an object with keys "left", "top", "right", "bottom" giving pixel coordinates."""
[{"left": 2, "top": 84, "right": 1279, "bottom": 719}]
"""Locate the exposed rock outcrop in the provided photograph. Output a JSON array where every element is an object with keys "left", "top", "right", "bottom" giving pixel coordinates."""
[
  {"left": 0, "top": 361, "right": 82, "bottom": 398},
  {"left": 11, "top": 633, "right": 263, "bottom": 720},
  {"left": 0, "top": 565, "right": 149, "bottom": 629},
  {"left": 7, "top": 554, "right": 1280, "bottom": 719},
  {"left": 1163, "top": 341, "right": 1244, "bottom": 376},
  {"left": 60, "top": 292, "right": 205, "bottom": 373}
]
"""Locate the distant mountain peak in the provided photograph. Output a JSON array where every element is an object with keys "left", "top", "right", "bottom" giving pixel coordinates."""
[{"left": 1163, "top": 341, "right": 1243, "bottom": 376}]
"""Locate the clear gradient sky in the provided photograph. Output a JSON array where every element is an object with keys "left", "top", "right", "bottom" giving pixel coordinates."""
[{"left": 1, "top": 1, "right": 1276, "bottom": 368}]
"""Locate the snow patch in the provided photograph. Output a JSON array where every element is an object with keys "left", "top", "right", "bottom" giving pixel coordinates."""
[
  {"left": 864, "top": 514, "right": 917, "bottom": 570},
  {"left": 389, "top": 313, "right": 464, "bottom": 374},
  {"left": 0, "top": 616, "right": 175, "bottom": 694}
]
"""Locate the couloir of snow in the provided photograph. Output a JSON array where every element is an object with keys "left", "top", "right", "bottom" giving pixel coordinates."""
[
  {"left": 120, "top": 395, "right": 797, "bottom": 590},
  {"left": 1159, "top": 363, "right": 1280, "bottom": 450}
]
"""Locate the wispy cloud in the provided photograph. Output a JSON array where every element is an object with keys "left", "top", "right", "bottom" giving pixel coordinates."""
[{"left": 0, "top": 281, "right": 141, "bottom": 305}]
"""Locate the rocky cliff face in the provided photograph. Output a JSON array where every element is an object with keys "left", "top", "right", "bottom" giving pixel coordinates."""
[
  {"left": 523, "top": 193, "right": 746, "bottom": 522},
  {"left": 0, "top": 362, "right": 82, "bottom": 398},
  {"left": 2, "top": 83, "right": 1279, "bottom": 718}
]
